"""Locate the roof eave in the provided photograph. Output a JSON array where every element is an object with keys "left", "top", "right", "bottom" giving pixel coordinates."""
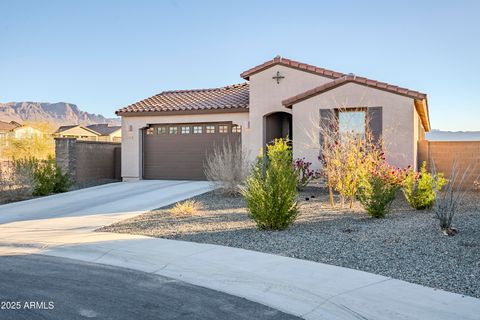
[
  {"left": 240, "top": 57, "right": 344, "bottom": 80},
  {"left": 283, "top": 78, "right": 431, "bottom": 132},
  {"left": 117, "top": 107, "right": 250, "bottom": 117}
]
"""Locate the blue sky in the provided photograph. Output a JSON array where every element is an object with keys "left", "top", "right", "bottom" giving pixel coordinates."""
[{"left": 1, "top": 0, "right": 479, "bottom": 130}]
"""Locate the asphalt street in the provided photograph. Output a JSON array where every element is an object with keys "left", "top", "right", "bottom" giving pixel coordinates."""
[{"left": 0, "top": 254, "right": 300, "bottom": 320}]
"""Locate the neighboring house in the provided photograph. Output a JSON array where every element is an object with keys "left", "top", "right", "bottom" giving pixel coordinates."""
[
  {"left": 0, "top": 120, "right": 43, "bottom": 145},
  {"left": 55, "top": 124, "right": 121, "bottom": 142},
  {"left": 116, "top": 56, "right": 430, "bottom": 181}
]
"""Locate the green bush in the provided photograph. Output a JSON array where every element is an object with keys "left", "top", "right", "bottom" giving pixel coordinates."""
[
  {"left": 403, "top": 162, "right": 447, "bottom": 210},
  {"left": 14, "top": 157, "right": 73, "bottom": 196},
  {"left": 357, "top": 159, "right": 404, "bottom": 218},
  {"left": 357, "top": 175, "right": 399, "bottom": 218},
  {"left": 242, "top": 139, "right": 298, "bottom": 230}
]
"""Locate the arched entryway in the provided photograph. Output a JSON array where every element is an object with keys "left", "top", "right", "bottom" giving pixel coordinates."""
[{"left": 264, "top": 112, "right": 292, "bottom": 145}]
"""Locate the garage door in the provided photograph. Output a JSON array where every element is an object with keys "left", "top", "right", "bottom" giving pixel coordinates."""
[{"left": 143, "top": 122, "right": 241, "bottom": 180}]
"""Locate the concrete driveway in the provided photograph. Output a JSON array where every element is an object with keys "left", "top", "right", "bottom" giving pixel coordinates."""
[{"left": 0, "top": 180, "right": 213, "bottom": 225}]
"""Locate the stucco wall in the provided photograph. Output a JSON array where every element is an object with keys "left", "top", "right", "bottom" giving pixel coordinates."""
[
  {"left": 121, "top": 112, "right": 249, "bottom": 180},
  {"left": 248, "top": 65, "right": 333, "bottom": 157},
  {"left": 291, "top": 82, "right": 418, "bottom": 170}
]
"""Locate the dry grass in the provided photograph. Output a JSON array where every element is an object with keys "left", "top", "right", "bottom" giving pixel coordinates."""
[
  {"left": 169, "top": 200, "right": 203, "bottom": 216},
  {"left": 204, "top": 138, "right": 250, "bottom": 196}
]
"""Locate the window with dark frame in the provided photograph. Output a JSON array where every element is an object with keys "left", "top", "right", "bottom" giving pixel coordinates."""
[
  {"left": 181, "top": 126, "right": 190, "bottom": 134},
  {"left": 337, "top": 109, "right": 366, "bottom": 138},
  {"left": 169, "top": 126, "right": 178, "bottom": 134},
  {"left": 232, "top": 125, "right": 241, "bottom": 133},
  {"left": 157, "top": 127, "right": 167, "bottom": 135},
  {"left": 206, "top": 125, "right": 216, "bottom": 133},
  {"left": 146, "top": 127, "right": 154, "bottom": 135},
  {"left": 193, "top": 125, "right": 203, "bottom": 134},
  {"left": 218, "top": 125, "right": 228, "bottom": 133}
]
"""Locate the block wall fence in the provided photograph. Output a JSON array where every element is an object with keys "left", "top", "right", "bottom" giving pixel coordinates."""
[
  {"left": 55, "top": 138, "right": 121, "bottom": 184},
  {"left": 418, "top": 140, "right": 480, "bottom": 190}
]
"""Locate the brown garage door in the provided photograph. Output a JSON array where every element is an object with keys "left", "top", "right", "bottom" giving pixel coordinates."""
[{"left": 143, "top": 122, "right": 241, "bottom": 180}]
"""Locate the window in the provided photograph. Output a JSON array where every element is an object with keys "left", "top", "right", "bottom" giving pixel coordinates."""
[
  {"left": 206, "top": 125, "right": 216, "bottom": 133},
  {"left": 169, "top": 126, "right": 178, "bottom": 134},
  {"left": 157, "top": 127, "right": 167, "bottom": 135},
  {"left": 193, "top": 125, "right": 203, "bottom": 134},
  {"left": 181, "top": 126, "right": 190, "bottom": 134},
  {"left": 219, "top": 125, "right": 228, "bottom": 133},
  {"left": 146, "top": 127, "right": 154, "bottom": 135},
  {"left": 232, "top": 125, "right": 241, "bottom": 133},
  {"left": 338, "top": 110, "right": 366, "bottom": 138}
]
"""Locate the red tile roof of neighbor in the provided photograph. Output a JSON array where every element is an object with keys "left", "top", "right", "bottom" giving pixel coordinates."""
[
  {"left": 0, "top": 120, "right": 21, "bottom": 132},
  {"left": 116, "top": 83, "right": 249, "bottom": 115},
  {"left": 117, "top": 56, "right": 429, "bottom": 130}
]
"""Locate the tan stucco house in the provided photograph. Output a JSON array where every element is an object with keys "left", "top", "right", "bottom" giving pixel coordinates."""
[
  {"left": 0, "top": 120, "right": 43, "bottom": 146},
  {"left": 116, "top": 56, "right": 430, "bottom": 181},
  {"left": 55, "top": 124, "right": 121, "bottom": 142}
]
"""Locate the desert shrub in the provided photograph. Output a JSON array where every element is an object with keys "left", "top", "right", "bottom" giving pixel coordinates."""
[
  {"left": 432, "top": 161, "right": 475, "bottom": 235},
  {"left": 242, "top": 138, "right": 298, "bottom": 230},
  {"left": 357, "top": 159, "right": 404, "bottom": 218},
  {"left": 0, "top": 160, "right": 35, "bottom": 202},
  {"left": 170, "top": 200, "right": 202, "bottom": 215},
  {"left": 31, "top": 157, "right": 73, "bottom": 196},
  {"left": 293, "top": 158, "right": 320, "bottom": 190},
  {"left": 318, "top": 110, "right": 386, "bottom": 208},
  {"left": 403, "top": 161, "right": 447, "bottom": 210},
  {"left": 204, "top": 138, "right": 250, "bottom": 195}
]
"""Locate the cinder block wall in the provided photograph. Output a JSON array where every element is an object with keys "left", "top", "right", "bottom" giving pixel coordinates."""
[
  {"left": 55, "top": 138, "right": 121, "bottom": 183},
  {"left": 418, "top": 140, "right": 480, "bottom": 190}
]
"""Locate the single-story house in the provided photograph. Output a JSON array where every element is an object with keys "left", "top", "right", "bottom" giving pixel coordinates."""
[
  {"left": 116, "top": 56, "right": 430, "bottom": 181},
  {"left": 0, "top": 120, "right": 43, "bottom": 145},
  {"left": 55, "top": 124, "right": 121, "bottom": 142}
]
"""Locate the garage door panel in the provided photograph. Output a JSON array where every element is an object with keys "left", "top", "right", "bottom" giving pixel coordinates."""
[{"left": 143, "top": 123, "right": 241, "bottom": 180}]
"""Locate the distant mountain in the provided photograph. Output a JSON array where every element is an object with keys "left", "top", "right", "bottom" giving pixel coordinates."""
[
  {"left": 0, "top": 102, "right": 120, "bottom": 127},
  {"left": 426, "top": 129, "right": 480, "bottom": 141}
]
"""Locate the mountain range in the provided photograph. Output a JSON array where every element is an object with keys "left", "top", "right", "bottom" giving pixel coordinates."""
[
  {"left": 0, "top": 102, "right": 120, "bottom": 127},
  {"left": 426, "top": 130, "right": 480, "bottom": 141}
]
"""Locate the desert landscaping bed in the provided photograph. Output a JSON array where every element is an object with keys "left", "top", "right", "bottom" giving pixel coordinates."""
[{"left": 99, "top": 187, "right": 480, "bottom": 298}]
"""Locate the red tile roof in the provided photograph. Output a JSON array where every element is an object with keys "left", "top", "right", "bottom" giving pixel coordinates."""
[
  {"left": 0, "top": 120, "right": 21, "bottom": 132},
  {"left": 240, "top": 56, "right": 345, "bottom": 80},
  {"left": 282, "top": 74, "right": 430, "bottom": 131},
  {"left": 282, "top": 74, "right": 427, "bottom": 107},
  {"left": 116, "top": 83, "right": 249, "bottom": 115}
]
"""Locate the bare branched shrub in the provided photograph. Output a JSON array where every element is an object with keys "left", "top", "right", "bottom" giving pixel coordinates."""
[
  {"left": 0, "top": 160, "right": 34, "bottom": 202},
  {"left": 432, "top": 160, "right": 477, "bottom": 236},
  {"left": 204, "top": 138, "right": 250, "bottom": 196},
  {"left": 317, "top": 109, "right": 385, "bottom": 208}
]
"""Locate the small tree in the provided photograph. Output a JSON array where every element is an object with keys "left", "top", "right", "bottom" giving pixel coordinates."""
[
  {"left": 242, "top": 139, "right": 298, "bottom": 230},
  {"left": 204, "top": 138, "right": 250, "bottom": 196}
]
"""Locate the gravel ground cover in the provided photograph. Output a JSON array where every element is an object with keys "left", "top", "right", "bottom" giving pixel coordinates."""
[{"left": 99, "top": 187, "right": 480, "bottom": 298}]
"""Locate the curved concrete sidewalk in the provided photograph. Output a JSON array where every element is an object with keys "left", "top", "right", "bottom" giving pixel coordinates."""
[{"left": 0, "top": 181, "right": 479, "bottom": 320}]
